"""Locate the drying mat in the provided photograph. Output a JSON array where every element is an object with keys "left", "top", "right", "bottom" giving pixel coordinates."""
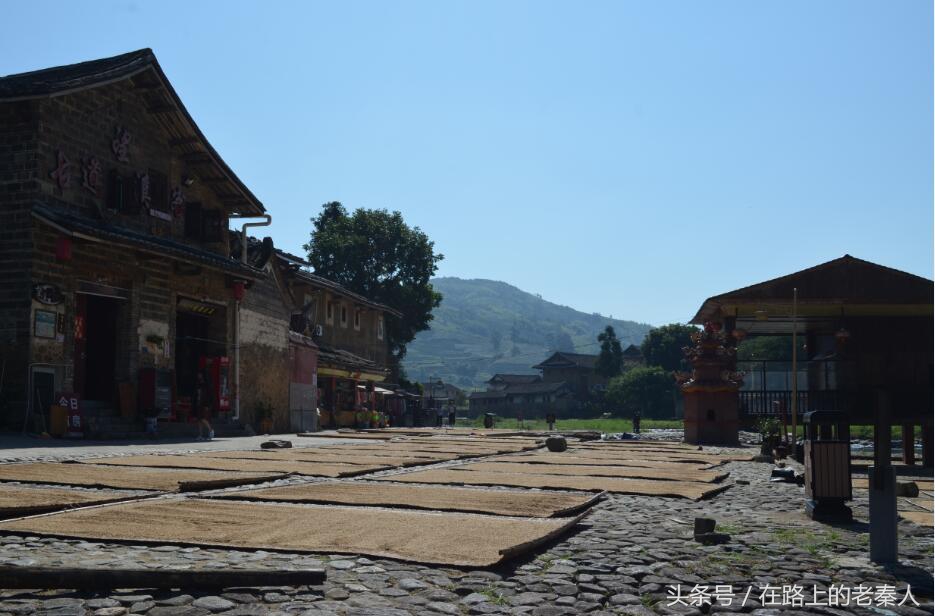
[
  {"left": 320, "top": 445, "right": 526, "bottom": 457},
  {"left": 77, "top": 456, "right": 391, "bottom": 478},
  {"left": 899, "top": 510, "right": 933, "bottom": 527},
  {"left": 377, "top": 469, "right": 730, "bottom": 500},
  {"left": 199, "top": 450, "right": 457, "bottom": 467},
  {"left": 900, "top": 497, "right": 934, "bottom": 512},
  {"left": 537, "top": 448, "right": 734, "bottom": 465},
  {"left": 455, "top": 461, "right": 728, "bottom": 483},
  {"left": 853, "top": 478, "right": 935, "bottom": 491},
  {"left": 509, "top": 453, "right": 714, "bottom": 471},
  {"left": 575, "top": 443, "right": 755, "bottom": 461},
  {"left": 317, "top": 446, "right": 456, "bottom": 459},
  {"left": 0, "top": 484, "right": 145, "bottom": 518},
  {"left": 367, "top": 442, "right": 536, "bottom": 453},
  {"left": 0, "top": 499, "right": 585, "bottom": 567},
  {"left": 210, "top": 481, "right": 601, "bottom": 517},
  {"left": 0, "top": 463, "right": 283, "bottom": 492},
  {"left": 297, "top": 432, "right": 392, "bottom": 440}
]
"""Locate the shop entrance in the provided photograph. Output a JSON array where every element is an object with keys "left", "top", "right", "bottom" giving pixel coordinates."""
[
  {"left": 175, "top": 298, "right": 228, "bottom": 414},
  {"left": 74, "top": 293, "right": 121, "bottom": 403}
]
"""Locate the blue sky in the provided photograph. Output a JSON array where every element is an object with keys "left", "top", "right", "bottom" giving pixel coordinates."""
[{"left": 2, "top": 1, "right": 931, "bottom": 325}]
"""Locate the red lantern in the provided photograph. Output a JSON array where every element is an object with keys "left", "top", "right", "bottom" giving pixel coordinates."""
[
  {"left": 232, "top": 281, "right": 246, "bottom": 301},
  {"left": 55, "top": 237, "right": 73, "bottom": 261}
]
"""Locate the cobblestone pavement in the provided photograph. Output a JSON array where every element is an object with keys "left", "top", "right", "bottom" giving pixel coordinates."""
[{"left": 0, "top": 433, "right": 932, "bottom": 615}]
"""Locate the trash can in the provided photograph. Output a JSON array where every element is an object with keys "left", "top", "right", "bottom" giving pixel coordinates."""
[
  {"left": 803, "top": 410, "right": 852, "bottom": 522},
  {"left": 483, "top": 413, "right": 496, "bottom": 429}
]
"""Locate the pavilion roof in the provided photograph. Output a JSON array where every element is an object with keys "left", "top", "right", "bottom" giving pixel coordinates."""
[{"left": 690, "top": 255, "right": 933, "bottom": 330}]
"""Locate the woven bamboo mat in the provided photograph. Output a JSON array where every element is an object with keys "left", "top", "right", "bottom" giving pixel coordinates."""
[
  {"left": 199, "top": 450, "right": 455, "bottom": 467},
  {"left": 377, "top": 469, "right": 730, "bottom": 500},
  {"left": 898, "top": 510, "right": 933, "bottom": 526},
  {"left": 0, "top": 463, "right": 283, "bottom": 492},
  {"left": 852, "top": 478, "right": 935, "bottom": 491},
  {"left": 78, "top": 456, "right": 392, "bottom": 478},
  {"left": 539, "top": 448, "right": 737, "bottom": 465},
  {"left": 0, "top": 484, "right": 144, "bottom": 517},
  {"left": 0, "top": 498, "right": 585, "bottom": 567},
  {"left": 454, "top": 461, "right": 728, "bottom": 483},
  {"left": 509, "top": 453, "right": 714, "bottom": 471},
  {"left": 211, "top": 481, "right": 601, "bottom": 517}
]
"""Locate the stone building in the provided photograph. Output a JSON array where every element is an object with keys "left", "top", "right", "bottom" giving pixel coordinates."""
[
  {"left": 0, "top": 49, "right": 400, "bottom": 437},
  {"left": 0, "top": 49, "right": 280, "bottom": 435},
  {"left": 273, "top": 250, "right": 400, "bottom": 429}
]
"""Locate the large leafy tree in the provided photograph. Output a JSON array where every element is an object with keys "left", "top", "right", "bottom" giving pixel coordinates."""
[
  {"left": 304, "top": 202, "right": 443, "bottom": 365},
  {"left": 595, "top": 325, "right": 623, "bottom": 378},
  {"left": 640, "top": 323, "right": 699, "bottom": 372},
  {"left": 605, "top": 366, "right": 673, "bottom": 418}
]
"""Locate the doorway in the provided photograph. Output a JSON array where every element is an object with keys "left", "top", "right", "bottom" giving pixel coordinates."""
[{"left": 74, "top": 294, "right": 121, "bottom": 402}]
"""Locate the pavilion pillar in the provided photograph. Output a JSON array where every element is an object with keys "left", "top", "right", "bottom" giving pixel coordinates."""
[
  {"left": 901, "top": 423, "right": 915, "bottom": 466},
  {"left": 923, "top": 419, "right": 934, "bottom": 468},
  {"left": 869, "top": 391, "right": 897, "bottom": 564}
]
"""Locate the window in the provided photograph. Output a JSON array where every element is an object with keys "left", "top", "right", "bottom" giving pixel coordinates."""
[
  {"left": 184, "top": 203, "right": 203, "bottom": 239},
  {"left": 107, "top": 170, "right": 136, "bottom": 214},
  {"left": 325, "top": 301, "right": 333, "bottom": 325},
  {"left": 148, "top": 169, "right": 168, "bottom": 213},
  {"left": 340, "top": 304, "right": 348, "bottom": 328},
  {"left": 377, "top": 316, "right": 384, "bottom": 340},
  {"left": 354, "top": 309, "right": 361, "bottom": 331},
  {"left": 201, "top": 210, "right": 222, "bottom": 243}
]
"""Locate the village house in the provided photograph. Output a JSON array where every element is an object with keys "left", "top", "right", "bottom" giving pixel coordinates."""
[
  {"left": 0, "top": 49, "right": 399, "bottom": 438},
  {"left": 533, "top": 351, "right": 610, "bottom": 398},
  {"left": 270, "top": 250, "right": 400, "bottom": 429},
  {"left": 468, "top": 373, "right": 575, "bottom": 416}
]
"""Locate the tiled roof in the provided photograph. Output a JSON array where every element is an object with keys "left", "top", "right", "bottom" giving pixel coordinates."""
[
  {"left": 532, "top": 352, "right": 598, "bottom": 370},
  {"left": 275, "top": 251, "right": 402, "bottom": 317},
  {"left": 691, "top": 255, "right": 934, "bottom": 323},
  {"left": 316, "top": 344, "right": 385, "bottom": 374},
  {"left": 489, "top": 374, "right": 541, "bottom": 385},
  {"left": 32, "top": 202, "right": 263, "bottom": 278}
]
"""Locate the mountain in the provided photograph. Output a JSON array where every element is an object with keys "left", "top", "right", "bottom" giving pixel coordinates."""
[{"left": 403, "top": 277, "right": 653, "bottom": 390}]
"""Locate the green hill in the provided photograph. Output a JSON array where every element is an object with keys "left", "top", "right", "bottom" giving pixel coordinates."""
[{"left": 403, "top": 277, "right": 652, "bottom": 390}]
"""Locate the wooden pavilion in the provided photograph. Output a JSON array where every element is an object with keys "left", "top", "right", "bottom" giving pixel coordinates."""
[{"left": 690, "top": 254, "right": 933, "bottom": 466}]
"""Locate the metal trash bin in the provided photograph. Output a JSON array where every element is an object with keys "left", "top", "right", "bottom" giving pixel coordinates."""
[
  {"left": 803, "top": 410, "right": 852, "bottom": 522},
  {"left": 483, "top": 413, "right": 496, "bottom": 429}
]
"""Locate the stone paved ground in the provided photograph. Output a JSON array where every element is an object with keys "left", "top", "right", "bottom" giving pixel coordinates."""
[{"left": 0, "top": 432, "right": 932, "bottom": 616}]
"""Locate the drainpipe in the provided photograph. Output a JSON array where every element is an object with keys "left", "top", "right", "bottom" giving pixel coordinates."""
[{"left": 228, "top": 214, "right": 272, "bottom": 422}]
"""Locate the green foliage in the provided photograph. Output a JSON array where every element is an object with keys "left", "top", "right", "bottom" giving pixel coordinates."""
[
  {"left": 595, "top": 325, "right": 623, "bottom": 378},
  {"left": 605, "top": 366, "right": 674, "bottom": 418},
  {"left": 755, "top": 416, "right": 781, "bottom": 438},
  {"left": 736, "top": 335, "right": 806, "bottom": 361},
  {"left": 304, "top": 202, "right": 444, "bottom": 363},
  {"left": 403, "top": 278, "right": 652, "bottom": 387},
  {"left": 640, "top": 323, "right": 699, "bottom": 372}
]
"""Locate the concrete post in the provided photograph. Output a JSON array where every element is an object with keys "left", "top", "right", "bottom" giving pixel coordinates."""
[
  {"left": 869, "top": 392, "right": 897, "bottom": 564},
  {"left": 901, "top": 423, "right": 915, "bottom": 466},
  {"left": 869, "top": 465, "right": 898, "bottom": 563}
]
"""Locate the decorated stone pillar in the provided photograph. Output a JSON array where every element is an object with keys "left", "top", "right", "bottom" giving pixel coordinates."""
[{"left": 676, "top": 322, "right": 743, "bottom": 445}]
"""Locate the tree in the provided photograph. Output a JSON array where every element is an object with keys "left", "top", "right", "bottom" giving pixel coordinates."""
[
  {"left": 640, "top": 323, "right": 699, "bottom": 372},
  {"left": 736, "top": 335, "right": 805, "bottom": 361},
  {"left": 595, "top": 325, "right": 623, "bottom": 378},
  {"left": 304, "top": 202, "right": 443, "bottom": 365},
  {"left": 605, "top": 366, "right": 673, "bottom": 418}
]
